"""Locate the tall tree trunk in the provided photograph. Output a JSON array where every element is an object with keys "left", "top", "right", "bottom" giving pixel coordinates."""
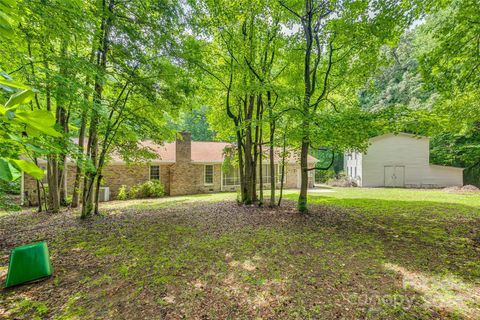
[
  {"left": 72, "top": 50, "right": 95, "bottom": 208},
  {"left": 236, "top": 131, "right": 247, "bottom": 203},
  {"left": 81, "top": 79, "right": 100, "bottom": 218},
  {"left": 46, "top": 156, "right": 59, "bottom": 213},
  {"left": 268, "top": 92, "right": 276, "bottom": 207},
  {"left": 298, "top": 139, "right": 309, "bottom": 212},
  {"left": 56, "top": 105, "right": 68, "bottom": 207},
  {"left": 278, "top": 127, "right": 287, "bottom": 207},
  {"left": 71, "top": 104, "right": 87, "bottom": 208},
  {"left": 44, "top": 59, "right": 60, "bottom": 213},
  {"left": 257, "top": 95, "right": 264, "bottom": 206},
  {"left": 298, "top": 0, "right": 314, "bottom": 213},
  {"left": 93, "top": 172, "right": 102, "bottom": 214},
  {"left": 34, "top": 158, "right": 42, "bottom": 212},
  {"left": 243, "top": 95, "right": 255, "bottom": 204},
  {"left": 81, "top": 0, "right": 114, "bottom": 218},
  {"left": 56, "top": 41, "right": 69, "bottom": 207}
]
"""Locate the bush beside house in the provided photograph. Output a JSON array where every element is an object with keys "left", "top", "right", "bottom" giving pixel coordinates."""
[{"left": 117, "top": 180, "right": 165, "bottom": 200}]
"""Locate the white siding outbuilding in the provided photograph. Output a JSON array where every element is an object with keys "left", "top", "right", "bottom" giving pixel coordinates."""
[{"left": 344, "top": 133, "right": 463, "bottom": 188}]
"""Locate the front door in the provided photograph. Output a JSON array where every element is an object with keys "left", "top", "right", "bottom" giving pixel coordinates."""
[{"left": 384, "top": 166, "right": 405, "bottom": 187}]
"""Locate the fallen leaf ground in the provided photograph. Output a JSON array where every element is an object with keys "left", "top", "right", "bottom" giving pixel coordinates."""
[{"left": 0, "top": 188, "right": 479, "bottom": 319}]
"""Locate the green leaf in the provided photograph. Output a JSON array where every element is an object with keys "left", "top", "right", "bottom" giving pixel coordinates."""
[
  {"left": 0, "top": 11, "right": 13, "bottom": 39},
  {"left": 0, "top": 78, "right": 29, "bottom": 90},
  {"left": 10, "top": 159, "right": 44, "bottom": 180},
  {"left": 15, "top": 110, "right": 62, "bottom": 137},
  {"left": 25, "top": 125, "right": 40, "bottom": 137},
  {"left": 0, "top": 158, "right": 21, "bottom": 181},
  {"left": 24, "top": 143, "right": 49, "bottom": 154},
  {"left": 5, "top": 89, "right": 35, "bottom": 107}
]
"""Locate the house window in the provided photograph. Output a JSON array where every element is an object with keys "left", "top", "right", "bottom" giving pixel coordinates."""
[
  {"left": 150, "top": 165, "right": 160, "bottom": 180},
  {"left": 204, "top": 165, "right": 214, "bottom": 185},
  {"left": 354, "top": 167, "right": 357, "bottom": 177},
  {"left": 223, "top": 165, "right": 240, "bottom": 186},
  {"left": 258, "top": 164, "right": 271, "bottom": 184}
]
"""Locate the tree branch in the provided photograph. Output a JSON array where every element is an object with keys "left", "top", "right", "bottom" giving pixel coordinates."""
[
  {"left": 279, "top": 1, "right": 302, "bottom": 20},
  {"left": 311, "top": 39, "right": 334, "bottom": 111},
  {"left": 245, "top": 58, "right": 264, "bottom": 83}
]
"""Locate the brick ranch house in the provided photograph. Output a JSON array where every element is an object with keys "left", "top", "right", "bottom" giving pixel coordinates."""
[{"left": 22, "top": 132, "right": 317, "bottom": 205}]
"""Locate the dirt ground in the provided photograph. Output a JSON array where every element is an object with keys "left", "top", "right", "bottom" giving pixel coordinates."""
[{"left": 0, "top": 193, "right": 479, "bottom": 319}]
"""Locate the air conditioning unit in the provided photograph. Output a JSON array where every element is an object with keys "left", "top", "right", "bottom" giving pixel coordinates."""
[{"left": 98, "top": 187, "right": 110, "bottom": 202}]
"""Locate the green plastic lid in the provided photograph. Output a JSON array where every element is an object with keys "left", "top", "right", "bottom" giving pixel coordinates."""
[{"left": 5, "top": 241, "right": 53, "bottom": 288}]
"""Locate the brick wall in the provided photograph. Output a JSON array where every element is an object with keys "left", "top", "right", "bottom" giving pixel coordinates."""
[
  {"left": 170, "top": 163, "right": 222, "bottom": 196},
  {"left": 169, "top": 132, "right": 224, "bottom": 196},
  {"left": 21, "top": 132, "right": 309, "bottom": 205},
  {"left": 66, "top": 164, "right": 77, "bottom": 196},
  {"left": 23, "top": 173, "right": 41, "bottom": 206},
  {"left": 285, "top": 164, "right": 298, "bottom": 188},
  {"left": 101, "top": 164, "right": 149, "bottom": 198},
  {"left": 101, "top": 163, "right": 172, "bottom": 198},
  {"left": 23, "top": 162, "right": 173, "bottom": 204}
]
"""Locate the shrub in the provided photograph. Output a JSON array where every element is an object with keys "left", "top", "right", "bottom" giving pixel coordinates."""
[
  {"left": 327, "top": 176, "right": 357, "bottom": 187},
  {"left": 0, "top": 179, "right": 20, "bottom": 195},
  {"left": 315, "top": 169, "right": 336, "bottom": 183},
  {"left": 0, "top": 179, "right": 20, "bottom": 211},
  {"left": 138, "top": 180, "right": 165, "bottom": 198},
  {"left": 0, "top": 192, "right": 20, "bottom": 211},
  {"left": 128, "top": 184, "right": 141, "bottom": 199},
  {"left": 116, "top": 180, "right": 165, "bottom": 200},
  {"left": 236, "top": 188, "right": 242, "bottom": 204},
  {"left": 117, "top": 185, "right": 128, "bottom": 200}
]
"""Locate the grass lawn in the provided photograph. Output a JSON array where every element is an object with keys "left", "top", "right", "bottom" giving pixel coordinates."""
[{"left": 0, "top": 188, "right": 479, "bottom": 319}]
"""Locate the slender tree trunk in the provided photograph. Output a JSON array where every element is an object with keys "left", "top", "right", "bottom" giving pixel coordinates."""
[
  {"left": 268, "top": 91, "right": 276, "bottom": 207},
  {"left": 34, "top": 158, "right": 42, "bottom": 212},
  {"left": 81, "top": 0, "right": 114, "bottom": 218},
  {"left": 298, "top": 0, "right": 314, "bottom": 213},
  {"left": 81, "top": 84, "right": 100, "bottom": 218},
  {"left": 44, "top": 59, "right": 60, "bottom": 213},
  {"left": 72, "top": 50, "right": 95, "bottom": 208},
  {"left": 46, "top": 156, "right": 59, "bottom": 212},
  {"left": 269, "top": 123, "right": 275, "bottom": 207},
  {"left": 257, "top": 95, "right": 264, "bottom": 206},
  {"left": 298, "top": 139, "right": 309, "bottom": 212},
  {"left": 56, "top": 41, "right": 69, "bottom": 207},
  {"left": 236, "top": 131, "right": 247, "bottom": 203},
  {"left": 40, "top": 182, "right": 48, "bottom": 211},
  {"left": 93, "top": 172, "right": 102, "bottom": 214},
  {"left": 243, "top": 95, "right": 255, "bottom": 204},
  {"left": 278, "top": 128, "right": 287, "bottom": 207},
  {"left": 258, "top": 129, "right": 263, "bottom": 206},
  {"left": 71, "top": 105, "right": 87, "bottom": 208},
  {"left": 57, "top": 106, "right": 70, "bottom": 206}
]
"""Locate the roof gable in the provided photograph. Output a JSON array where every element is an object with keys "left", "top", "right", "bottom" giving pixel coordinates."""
[{"left": 369, "top": 132, "right": 429, "bottom": 143}]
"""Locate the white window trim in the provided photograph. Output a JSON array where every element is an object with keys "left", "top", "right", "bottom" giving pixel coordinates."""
[
  {"left": 204, "top": 164, "right": 214, "bottom": 185},
  {"left": 149, "top": 165, "right": 161, "bottom": 181}
]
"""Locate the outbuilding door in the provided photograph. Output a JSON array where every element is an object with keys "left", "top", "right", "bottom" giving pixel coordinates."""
[{"left": 384, "top": 166, "right": 405, "bottom": 187}]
